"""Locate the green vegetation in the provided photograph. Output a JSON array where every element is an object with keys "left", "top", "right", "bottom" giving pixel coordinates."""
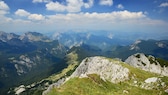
[
  {"left": 148, "top": 57, "right": 158, "bottom": 65},
  {"left": 141, "top": 62, "right": 146, "bottom": 66},
  {"left": 156, "top": 58, "right": 168, "bottom": 67},
  {"left": 135, "top": 54, "right": 140, "bottom": 58},
  {"left": 45, "top": 58, "right": 168, "bottom": 95},
  {"left": 46, "top": 74, "right": 166, "bottom": 95},
  {"left": 121, "top": 62, "right": 158, "bottom": 81},
  {"left": 46, "top": 51, "right": 79, "bottom": 82},
  {"left": 147, "top": 55, "right": 168, "bottom": 67}
]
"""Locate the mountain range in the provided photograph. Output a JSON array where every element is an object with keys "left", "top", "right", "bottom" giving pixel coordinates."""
[
  {"left": 0, "top": 31, "right": 67, "bottom": 94},
  {"left": 16, "top": 53, "right": 168, "bottom": 95},
  {"left": 0, "top": 31, "right": 168, "bottom": 95}
]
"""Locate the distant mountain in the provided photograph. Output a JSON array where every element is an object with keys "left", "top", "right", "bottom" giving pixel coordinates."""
[
  {"left": 51, "top": 32, "right": 133, "bottom": 49},
  {"left": 51, "top": 32, "right": 168, "bottom": 60},
  {"left": 12, "top": 53, "right": 168, "bottom": 95},
  {"left": 1, "top": 31, "right": 168, "bottom": 95},
  {"left": 0, "top": 31, "right": 19, "bottom": 42},
  {"left": 64, "top": 39, "right": 168, "bottom": 62},
  {"left": 105, "top": 39, "right": 168, "bottom": 60},
  {"left": 20, "top": 32, "right": 51, "bottom": 42},
  {"left": 0, "top": 32, "right": 67, "bottom": 95}
]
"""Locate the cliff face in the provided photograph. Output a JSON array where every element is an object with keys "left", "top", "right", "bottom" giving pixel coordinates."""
[
  {"left": 125, "top": 53, "right": 168, "bottom": 76},
  {"left": 71, "top": 56, "right": 130, "bottom": 83}
]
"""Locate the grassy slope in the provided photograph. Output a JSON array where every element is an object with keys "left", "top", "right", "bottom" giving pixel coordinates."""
[
  {"left": 46, "top": 58, "right": 168, "bottom": 95},
  {"left": 47, "top": 75, "right": 166, "bottom": 95},
  {"left": 46, "top": 51, "right": 79, "bottom": 82}
]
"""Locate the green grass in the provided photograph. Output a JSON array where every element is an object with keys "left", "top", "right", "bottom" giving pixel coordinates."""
[
  {"left": 46, "top": 51, "right": 79, "bottom": 82},
  {"left": 121, "top": 62, "right": 158, "bottom": 81},
  {"left": 45, "top": 57, "right": 168, "bottom": 95},
  {"left": 46, "top": 74, "right": 166, "bottom": 95},
  {"left": 104, "top": 58, "right": 158, "bottom": 81},
  {"left": 156, "top": 58, "right": 168, "bottom": 67}
]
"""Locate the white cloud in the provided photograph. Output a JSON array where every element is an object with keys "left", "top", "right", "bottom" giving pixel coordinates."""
[
  {"left": 111, "top": 10, "right": 146, "bottom": 20},
  {"left": 0, "top": 10, "right": 7, "bottom": 15},
  {"left": 117, "top": 4, "right": 124, "bottom": 9},
  {"left": 46, "top": 2, "right": 66, "bottom": 12},
  {"left": 44, "top": 10, "right": 158, "bottom": 31},
  {"left": 0, "top": 1, "right": 9, "bottom": 10},
  {"left": 15, "top": 9, "right": 30, "bottom": 17},
  {"left": 84, "top": 0, "right": 94, "bottom": 8},
  {"left": 1, "top": 10, "right": 167, "bottom": 33},
  {"left": 28, "top": 14, "right": 45, "bottom": 21},
  {"left": 99, "top": 0, "right": 113, "bottom": 6},
  {"left": 159, "top": 2, "right": 168, "bottom": 7},
  {"left": 46, "top": 0, "right": 94, "bottom": 12},
  {"left": 14, "top": 9, "right": 45, "bottom": 21},
  {"left": 32, "top": 0, "right": 51, "bottom": 3},
  {"left": 0, "top": 1, "right": 9, "bottom": 15},
  {"left": 66, "top": 0, "right": 84, "bottom": 12}
]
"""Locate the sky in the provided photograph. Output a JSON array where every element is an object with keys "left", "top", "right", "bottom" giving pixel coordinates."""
[{"left": 0, "top": 0, "right": 168, "bottom": 36}]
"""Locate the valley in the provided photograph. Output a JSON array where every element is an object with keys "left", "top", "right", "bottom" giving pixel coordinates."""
[{"left": 0, "top": 31, "right": 168, "bottom": 95}]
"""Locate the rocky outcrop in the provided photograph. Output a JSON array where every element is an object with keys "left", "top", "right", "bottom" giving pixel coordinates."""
[
  {"left": 130, "top": 40, "right": 141, "bottom": 51},
  {"left": 71, "top": 56, "right": 130, "bottom": 83},
  {"left": 42, "top": 56, "right": 130, "bottom": 95},
  {"left": 132, "top": 77, "right": 166, "bottom": 90},
  {"left": 10, "top": 55, "right": 40, "bottom": 75},
  {"left": 125, "top": 53, "right": 168, "bottom": 76},
  {"left": 14, "top": 85, "right": 26, "bottom": 95},
  {"left": 19, "top": 32, "right": 50, "bottom": 42}
]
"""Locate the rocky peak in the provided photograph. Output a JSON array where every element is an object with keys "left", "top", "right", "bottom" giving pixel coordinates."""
[
  {"left": 19, "top": 32, "right": 50, "bottom": 42},
  {"left": 130, "top": 40, "right": 141, "bottom": 50},
  {"left": 43, "top": 56, "right": 130, "bottom": 95},
  {"left": 0, "top": 31, "right": 19, "bottom": 42},
  {"left": 156, "top": 41, "right": 168, "bottom": 48},
  {"left": 71, "top": 56, "right": 130, "bottom": 83},
  {"left": 125, "top": 53, "right": 168, "bottom": 76}
]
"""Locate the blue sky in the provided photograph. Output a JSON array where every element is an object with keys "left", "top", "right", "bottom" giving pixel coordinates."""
[{"left": 0, "top": 0, "right": 168, "bottom": 36}]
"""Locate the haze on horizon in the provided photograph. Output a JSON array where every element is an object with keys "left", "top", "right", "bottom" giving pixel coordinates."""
[{"left": 0, "top": 0, "right": 168, "bottom": 39}]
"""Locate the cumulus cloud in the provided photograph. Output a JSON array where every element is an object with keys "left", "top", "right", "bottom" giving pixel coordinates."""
[
  {"left": 32, "top": 0, "right": 51, "bottom": 3},
  {"left": 1, "top": 9, "right": 167, "bottom": 33},
  {"left": 14, "top": 9, "right": 45, "bottom": 21},
  {"left": 0, "top": 1, "right": 9, "bottom": 15},
  {"left": 46, "top": 0, "right": 94, "bottom": 12},
  {"left": 117, "top": 4, "right": 124, "bottom": 9},
  {"left": 99, "top": 0, "right": 113, "bottom": 6},
  {"left": 28, "top": 14, "right": 45, "bottom": 21},
  {"left": 44, "top": 10, "right": 148, "bottom": 30},
  {"left": 0, "top": 1, "right": 9, "bottom": 10},
  {"left": 15, "top": 9, "right": 30, "bottom": 17},
  {"left": 84, "top": 0, "right": 94, "bottom": 8},
  {"left": 46, "top": 2, "right": 66, "bottom": 12},
  {"left": 159, "top": 2, "right": 168, "bottom": 7}
]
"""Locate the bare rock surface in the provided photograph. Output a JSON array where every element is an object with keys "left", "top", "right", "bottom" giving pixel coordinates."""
[
  {"left": 125, "top": 53, "right": 168, "bottom": 76},
  {"left": 71, "top": 56, "right": 130, "bottom": 83}
]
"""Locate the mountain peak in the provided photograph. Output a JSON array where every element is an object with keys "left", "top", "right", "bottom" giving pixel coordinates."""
[
  {"left": 43, "top": 56, "right": 168, "bottom": 95},
  {"left": 71, "top": 56, "right": 130, "bottom": 83},
  {"left": 125, "top": 53, "right": 168, "bottom": 76},
  {"left": 0, "top": 31, "right": 19, "bottom": 42},
  {"left": 130, "top": 40, "right": 141, "bottom": 50},
  {"left": 20, "top": 32, "right": 50, "bottom": 42}
]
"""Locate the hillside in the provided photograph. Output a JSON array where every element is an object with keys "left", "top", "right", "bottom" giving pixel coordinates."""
[
  {"left": 1, "top": 31, "right": 168, "bottom": 95},
  {"left": 43, "top": 56, "right": 168, "bottom": 95},
  {"left": 0, "top": 32, "right": 67, "bottom": 94},
  {"left": 109, "top": 40, "right": 168, "bottom": 60},
  {"left": 125, "top": 53, "right": 168, "bottom": 76}
]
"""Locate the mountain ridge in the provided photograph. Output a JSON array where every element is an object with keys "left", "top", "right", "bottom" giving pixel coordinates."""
[
  {"left": 0, "top": 31, "right": 168, "bottom": 95},
  {"left": 42, "top": 55, "right": 168, "bottom": 95}
]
